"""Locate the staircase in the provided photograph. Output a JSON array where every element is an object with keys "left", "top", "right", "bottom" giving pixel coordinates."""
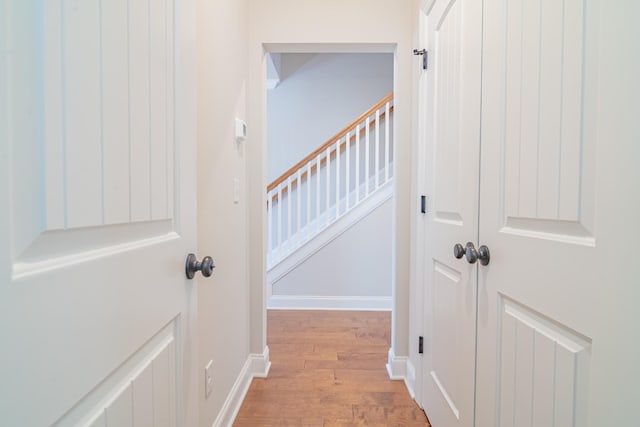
[{"left": 266, "top": 92, "right": 394, "bottom": 274}]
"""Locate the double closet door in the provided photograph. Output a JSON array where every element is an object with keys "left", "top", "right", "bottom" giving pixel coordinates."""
[{"left": 420, "top": 0, "right": 640, "bottom": 426}]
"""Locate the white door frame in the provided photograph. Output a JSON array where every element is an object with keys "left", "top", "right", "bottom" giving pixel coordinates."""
[
  {"left": 407, "top": 4, "right": 430, "bottom": 408},
  {"left": 245, "top": 0, "right": 417, "bottom": 393},
  {"left": 254, "top": 41, "right": 401, "bottom": 363}
]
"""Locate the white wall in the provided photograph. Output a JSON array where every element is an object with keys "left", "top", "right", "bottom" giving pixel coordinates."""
[
  {"left": 270, "top": 197, "right": 393, "bottom": 308},
  {"left": 247, "top": 0, "right": 417, "bottom": 365},
  {"left": 196, "top": 0, "right": 252, "bottom": 425},
  {"left": 267, "top": 53, "right": 393, "bottom": 182}
]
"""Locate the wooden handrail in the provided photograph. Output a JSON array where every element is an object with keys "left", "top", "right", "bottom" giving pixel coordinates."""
[
  {"left": 267, "top": 108, "right": 394, "bottom": 204},
  {"left": 267, "top": 91, "right": 394, "bottom": 193}
]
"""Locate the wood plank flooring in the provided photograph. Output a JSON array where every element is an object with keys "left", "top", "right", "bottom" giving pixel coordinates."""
[{"left": 234, "top": 310, "right": 431, "bottom": 426}]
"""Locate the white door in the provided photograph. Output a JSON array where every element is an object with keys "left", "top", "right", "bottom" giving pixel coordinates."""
[
  {"left": 476, "top": 1, "right": 640, "bottom": 426},
  {"left": 420, "top": 0, "right": 482, "bottom": 426},
  {"left": 0, "top": 1, "right": 198, "bottom": 426}
]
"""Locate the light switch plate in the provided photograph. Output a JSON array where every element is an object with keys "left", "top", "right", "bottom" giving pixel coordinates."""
[
  {"left": 204, "top": 360, "right": 213, "bottom": 398},
  {"left": 233, "top": 178, "right": 240, "bottom": 203},
  {"left": 235, "top": 118, "right": 247, "bottom": 142}
]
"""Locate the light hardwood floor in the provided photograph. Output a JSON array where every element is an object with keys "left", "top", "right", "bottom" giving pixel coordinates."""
[{"left": 234, "top": 310, "right": 431, "bottom": 426}]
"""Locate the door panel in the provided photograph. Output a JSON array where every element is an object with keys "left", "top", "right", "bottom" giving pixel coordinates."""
[
  {"left": 430, "top": 261, "right": 464, "bottom": 419},
  {"left": 0, "top": 1, "right": 196, "bottom": 425},
  {"left": 500, "top": 0, "right": 594, "bottom": 240},
  {"left": 433, "top": 0, "right": 464, "bottom": 224},
  {"left": 55, "top": 322, "right": 178, "bottom": 426},
  {"left": 421, "top": 0, "right": 482, "bottom": 426},
  {"left": 477, "top": 0, "right": 640, "bottom": 426},
  {"left": 15, "top": 0, "right": 176, "bottom": 275},
  {"left": 496, "top": 298, "right": 591, "bottom": 427}
]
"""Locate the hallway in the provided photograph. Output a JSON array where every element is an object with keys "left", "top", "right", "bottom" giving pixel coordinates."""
[{"left": 234, "top": 310, "right": 430, "bottom": 426}]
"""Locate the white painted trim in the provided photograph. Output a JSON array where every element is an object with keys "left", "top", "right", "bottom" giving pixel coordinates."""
[
  {"left": 268, "top": 295, "right": 392, "bottom": 311},
  {"left": 211, "top": 347, "right": 271, "bottom": 427},
  {"left": 408, "top": 5, "right": 430, "bottom": 408},
  {"left": 386, "top": 347, "right": 407, "bottom": 379},
  {"left": 386, "top": 347, "right": 416, "bottom": 400},
  {"left": 249, "top": 346, "right": 271, "bottom": 378},
  {"left": 405, "top": 357, "right": 416, "bottom": 400},
  {"left": 267, "top": 181, "right": 393, "bottom": 283},
  {"left": 264, "top": 43, "right": 397, "bottom": 53},
  {"left": 13, "top": 230, "right": 178, "bottom": 280}
]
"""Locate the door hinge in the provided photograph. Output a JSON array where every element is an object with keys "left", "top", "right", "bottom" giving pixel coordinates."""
[
  {"left": 413, "top": 49, "right": 428, "bottom": 70},
  {"left": 420, "top": 195, "right": 427, "bottom": 214},
  {"left": 419, "top": 336, "right": 424, "bottom": 354}
]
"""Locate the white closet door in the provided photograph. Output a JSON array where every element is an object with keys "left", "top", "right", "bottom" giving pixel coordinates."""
[
  {"left": 420, "top": 0, "right": 482, "bottom": 426},
  {"left": 476, "top": 0, "right": 640, "bottom": 426},
  {"left": 0, "top": 1, "right": 198, "bottom": 425}
]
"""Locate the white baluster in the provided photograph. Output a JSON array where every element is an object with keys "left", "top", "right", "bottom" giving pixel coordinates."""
[
  {"left": 385, "top": 101, "right": 390, "bottom": 182},
  {"left": 365, "top": 116, "right": 370, "bottom": 197},
  {"left": 325, "top": 146, "right": 331, "bottom": 227},
  {"left": 306, "top": 161, "right": 311, "bottom": 239},
  {"left": 375, "top": 109, "right": 380, "bottom": 190},
  {"left": 277, "top": 184, "right": 282, "bottom": 256},
  {"left": 345, "top": 131, "right": 350, "bottom": 210},
  {"left": 316, "top": 155, "right": 321, "bottom": 231},
  {"left": 355, "top": 124, "right": 360, "bottom": 204},
  {"left": 336, "top": 140, "right": 340, "bottom": 218},
  {"left": 267, "top": 192, "right": 273, "bottom": 255},
  {"left": 296, "top": 169, "right": 301, "bottom": 241},
  {"left": 287, "top": 176, "right": 292, "bottom": 249}
]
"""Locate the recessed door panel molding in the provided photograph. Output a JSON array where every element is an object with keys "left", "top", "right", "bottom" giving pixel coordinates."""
[
  {"left": 12, "top": 0, "right": 177, "bottom": 274},
  {"left": 55, "top": 320, "right": 178, "bottom": 427},
  {"left": 497, "top": 297, "right": 591, "bottom": 427},
  {"left": 12, "top": 220, "right": 175, "bottom": 280},
  {"left": 429, "top": 371, "right": 460, "bottom": 420},
  {"left": 46, "top": 0, "right": 175, "bottom": 228},
  {"left": 431, "top": 260, "right": 463, "bottom": 419},
  {"left": 433, "top": 0, "right": 464, "bottom": 226},
  {"left": 500, "top": 0, "right": 595, "bottom": 242}
]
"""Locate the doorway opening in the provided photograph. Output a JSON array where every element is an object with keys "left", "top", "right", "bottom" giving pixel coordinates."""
[{"left": 264, "top": 51, "right": 395, "bottom": 312}]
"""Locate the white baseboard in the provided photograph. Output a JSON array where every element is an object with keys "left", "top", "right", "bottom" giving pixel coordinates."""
[
  {"left": 386, "top": 347, "right": 407, "bottom": 379},
  {"left": 267, "top": 295, "right": 392, "bottom": 311},
  {"left": 386, "top": 347, "right": 416, "bottom": 399},
  {"left": 249, "top": 346, "right": 271, "bottom": 378},
  {"left": 211, "top": 346, "right": 271, "bottom": 427}
]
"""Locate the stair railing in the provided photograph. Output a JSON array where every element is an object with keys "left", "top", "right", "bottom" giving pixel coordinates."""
[{"left": 266, "top": 92, "right": 394, "bottom": 268}]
